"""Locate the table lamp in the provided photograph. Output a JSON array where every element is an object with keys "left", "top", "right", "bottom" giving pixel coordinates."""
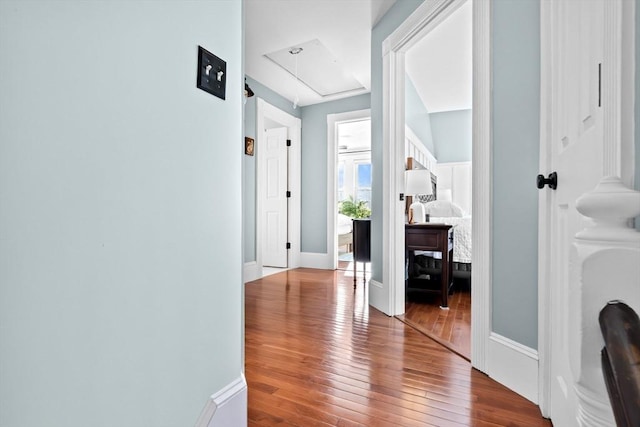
[{"left": 405, "top": 168, "right": 433, "bottom": 224}]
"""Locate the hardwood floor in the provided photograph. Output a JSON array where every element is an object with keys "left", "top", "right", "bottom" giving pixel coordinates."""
[
  {"left": 245, "top": 268, "right": 550, "bottom": 426},
  {"left": 398, "top": 289, "right": 471, "bottom": 360}
]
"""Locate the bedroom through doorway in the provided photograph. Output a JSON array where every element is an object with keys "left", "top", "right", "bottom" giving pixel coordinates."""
[{"left": 396, "top": 0, "right": 473, "bottom": 360}]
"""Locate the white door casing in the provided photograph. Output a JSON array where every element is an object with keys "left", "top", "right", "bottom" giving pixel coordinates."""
[
  {"left": 262, "top": 127, "right": 288, "bottom": 268},
  {"left": 380, "top": 0, "right": 491, "bottom": 373},
  {"left": 327, "top": 109, "right": 371, "bottom": 270},
  {"left": 538, "top": 0, "right": 636, "bottom": 423},
  {"left": 380, "top": 0, "right": 470, "bottom": 315},
  {"left": 253, "top": 97, "right": 301, "bottom": 280}
]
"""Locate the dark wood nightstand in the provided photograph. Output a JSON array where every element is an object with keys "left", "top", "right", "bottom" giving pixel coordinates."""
[{"left": 405, "top": 223, "right": 454, "bottom": 308}]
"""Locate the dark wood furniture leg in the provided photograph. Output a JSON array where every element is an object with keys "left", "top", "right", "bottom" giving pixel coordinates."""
[{"left": 440, "top": 230, "right": 454, "bottom": 308}]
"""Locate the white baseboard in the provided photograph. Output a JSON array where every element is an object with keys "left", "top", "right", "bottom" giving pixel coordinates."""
[
  {"left": 243, "top": 261, "right": 260, "bottom": 283},
  {"left": 195, "top": 374, "right": 247, "bottom": 427},
  {"left": 300, "top": 252, "right": 332, "bottom": 269},
  {"left": 368, "top": 279, "right": 393, "bottom": 316},
  {"left": 487, "top": 332, "right": 539, "bottom": 404}
]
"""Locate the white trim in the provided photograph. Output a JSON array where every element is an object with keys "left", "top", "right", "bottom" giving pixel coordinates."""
[
  {"left": 327, "top": 109, "right": 371, "bottom": 271},
  {"left": 368, "top": 279, "right": 386, "bottom": 311},
  {"left": 487, "top": 333, "right": 539, "bottom": 405},
  {"left": 620, "top": 0, "right": 636, "bottom": 188},
  {"left": 381, "top": 0, "right": 491, "bottom": 372},
  {"left": 404, "top": 125, "right": 437, "bottom": 171},
  {"left": 602, "top": 0, "right": 623, "bottom": 179},
  {"left": 381, "top": 42, "right": 406, "bottom": 316},
  {"left": 195, "top": 374, "right": 247, "bottom": 427},
  {"left": 256, "top": 98, "right": 302, "bottom": 271},
  {"left": 299, "top": 252, "right": 333, "bottom": 270},
  {"left": 243, "top": 261, "right": 260, "bottom": 284},
  {"left": 382, "top": 0, "right": 463, "bottom": 57},
  {"left": 537, "top": 0, "right": 553, "bottom": 416},
  {"left": 470, "top": 0, "right": 491, "bottom": 375}
]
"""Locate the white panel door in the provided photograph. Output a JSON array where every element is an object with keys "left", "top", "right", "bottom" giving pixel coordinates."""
[
  {"left": 262, "top": 127, "right": 288, "bottom": 268},
  {"left": 542, "top": 1, "right": 604, "bottom": 425}
]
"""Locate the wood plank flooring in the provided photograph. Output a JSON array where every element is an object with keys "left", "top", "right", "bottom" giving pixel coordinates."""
[
  {"left": 399, "top": 290, "right": 471, "bottom": 360},
  {"left": 245, "top": 268, "right": 550, "bottom": 426}
]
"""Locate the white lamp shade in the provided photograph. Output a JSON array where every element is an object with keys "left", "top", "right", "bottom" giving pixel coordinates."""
[{"left": 405, "top": 169, "right": 433, "bottom": 196}]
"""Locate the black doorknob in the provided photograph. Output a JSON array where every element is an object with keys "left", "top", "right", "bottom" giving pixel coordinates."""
[{"left": 537, "top": 172, "right": 558, "bottom": 190}]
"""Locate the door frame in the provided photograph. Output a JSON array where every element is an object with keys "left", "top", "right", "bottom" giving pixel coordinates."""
[
  {"left": 536, "top": 0, "right": 636, "bottom": 417},
  {"left": 327, "top": 109, "right": 371, "bottom": 270},
  {"left": 379, "top": 0, "right": 491, "bottom": 372},
  {"left": 256, "top": 98, "right": 302, "bottom": 275}
]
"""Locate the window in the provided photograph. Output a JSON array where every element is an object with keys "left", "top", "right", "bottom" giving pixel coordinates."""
[
  {"left": 337, "top": 152, "right": 371, "bottom": 207},
  {"left": 356, "top": 162, "right": 371, "bottom": 205},
  {"left": 337, "top": 163, "right": 345, "bottom": 202}
]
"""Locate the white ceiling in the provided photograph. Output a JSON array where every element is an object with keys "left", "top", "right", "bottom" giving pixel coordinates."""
[
  {"left": 338, "top": 118, "right": 371, "bottom": 153},
  {"left": 245, "top": 0, "right": 471, "bottom": 112},
  {"left": 264, "top": 38, "right": 365, "bottom": 98},
  {"left": 245, "top": 0, "right": 396, "bottom": 107},
  {"left": 406, "top": 1, "right": 472, "bottom": 113}
]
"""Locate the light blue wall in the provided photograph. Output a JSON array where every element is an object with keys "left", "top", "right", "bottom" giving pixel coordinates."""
[
  {"left": 243, "top": 76, "right": 301, "bottom": 262},
  {"left": 300, "top": 94, "right": 371, "bottom": 253},
  {"left": 491, "top": 0, "right": 540, "bottom": 349},
  {"left": 0, "top": 2, "right": 243, "bottom": 426},
  {"left": 636, "top": 0, "right": 640, "bottom": 230},
  {"left": 430, "top": 109, "right": 472, "bottom": 162},
  {"left": 405, "top": 75, "right": 435, "bottom": 154},
  {"left": 245, "top": 76, "right": 302, "bottom": 122},
  {"left": 371, "top": 0, "right": 424, "bottom": 282}
]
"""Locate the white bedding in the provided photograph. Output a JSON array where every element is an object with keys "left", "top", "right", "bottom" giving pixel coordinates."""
[{"left": 416, "top": 216, "right": 472, "bottom": 264}]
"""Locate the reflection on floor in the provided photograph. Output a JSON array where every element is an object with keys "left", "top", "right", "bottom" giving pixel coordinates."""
[
  {"left": 338, "top": 254, "right": 370, "bottom": 289},
  {"left": 338, "top": 249, "right": 470, "bottom": 358},
  {"left": 397, "top": 286, "right": 471, "bottom": 360},
  {"left": 337, "top": 251, "right": 353, "bottom": 262},
  {"left": 262, "top": 267, "right": 289, "bottom": 278}
]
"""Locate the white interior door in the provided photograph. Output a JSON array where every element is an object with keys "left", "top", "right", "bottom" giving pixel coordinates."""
[
  {"left": 542, "top": 1, "right": 604, "bottom": 424},
  {"left": 262, "top": 127, "right": 288, "bottom": 268}
]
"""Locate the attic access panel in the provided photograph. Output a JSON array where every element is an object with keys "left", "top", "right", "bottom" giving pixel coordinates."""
[{"left": 265, "top": 39, "right": 364, "bottom": 97}]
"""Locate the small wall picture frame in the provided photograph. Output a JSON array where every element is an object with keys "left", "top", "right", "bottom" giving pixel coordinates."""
[{"left": 245, "top": 137, "right": 255, "bottom": 156}]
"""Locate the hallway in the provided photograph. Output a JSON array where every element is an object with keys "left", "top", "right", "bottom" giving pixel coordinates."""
[{"left": 245, "top": 268, "right": 550, "bottom": 426}]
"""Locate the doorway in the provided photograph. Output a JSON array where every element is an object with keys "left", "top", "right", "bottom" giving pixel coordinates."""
[
  {"left": 379, "top": 0, "right": 492, "bottom": 372},
  {"left": 397, "top": 0, "right": 473, "bottom": 360},
  {"left": 336, "top": 121, "right": 372, "bottom": 276},
  {"left": 261, "top": 126, "right": 289, "bottom": 269},
  {"left": 254, "top": 98, "right": 302, "bottom": 279},
  {"left": 327, "top": 109, "right": 371, "bottom": 275}
]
